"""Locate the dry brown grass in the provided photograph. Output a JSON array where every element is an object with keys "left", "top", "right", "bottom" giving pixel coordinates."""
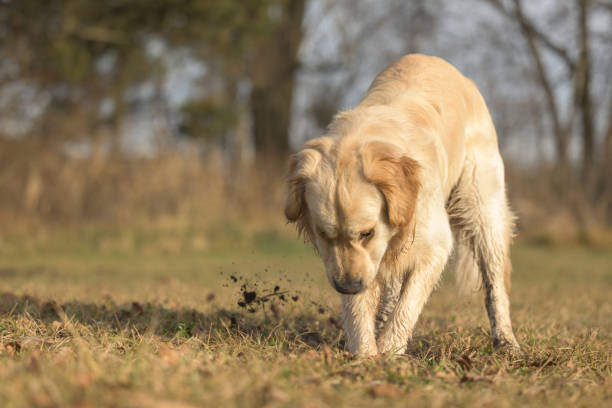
[
  {"left": 0, "top": 139, "right": 285, "bottom": 232},
  {"left": 0, "top": 139, "right": 610, "bottom": 406},
  {"left": 507, "top": 165, "right": 612, "bottom": 246},
  {"left": 2, "top": 138, "right": 611, "bottom": 245},
  {"left": 0, "top": 236, "right": 610, "bottom": 407}
]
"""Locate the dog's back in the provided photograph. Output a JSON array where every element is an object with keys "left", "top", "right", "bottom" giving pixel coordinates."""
[{"left": 362, "top": 54, "right": 501, "bottom": 195}]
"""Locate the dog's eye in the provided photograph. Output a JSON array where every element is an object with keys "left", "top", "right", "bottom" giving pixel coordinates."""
[
  {"left": 359, "top": 229, "right": 374, "bottom": 240},
  {"left": 318, "top": 228, "right": 330, "bottom": 241}
]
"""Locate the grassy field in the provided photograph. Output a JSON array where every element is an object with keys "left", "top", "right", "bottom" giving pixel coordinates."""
[{"left": 0, "top": 225, "right": 610, "bottom": 407}]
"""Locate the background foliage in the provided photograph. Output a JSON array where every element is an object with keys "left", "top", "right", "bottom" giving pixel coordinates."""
[{"left": 0, "top": 0, "right": 611, "bottom": 240}]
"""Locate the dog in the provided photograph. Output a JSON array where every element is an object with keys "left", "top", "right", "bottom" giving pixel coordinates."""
[{"left": 284, "top": 54, "right": 520, "bottom": 356}]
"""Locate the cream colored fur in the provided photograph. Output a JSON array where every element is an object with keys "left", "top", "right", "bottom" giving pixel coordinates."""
[{"left": 285, "top": 54, "right": 519, "bottom": 356}]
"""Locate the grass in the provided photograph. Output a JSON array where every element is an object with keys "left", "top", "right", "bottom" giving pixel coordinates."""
[{"left": 0, "top": 224, "right": 610, "bottom": 407}]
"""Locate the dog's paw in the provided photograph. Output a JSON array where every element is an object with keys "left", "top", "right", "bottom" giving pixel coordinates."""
[
  {"left": 355, "top": 344, "right": 379, "bottom": 357},
  {"left": 346, "top": 340, "right": 378, "bottom": 357},
  {"left": 376, "top": 338, "right": 407, "bottom": 356},
  {"left": 492, "top": 335, "right": 521, "bottom": 356}
]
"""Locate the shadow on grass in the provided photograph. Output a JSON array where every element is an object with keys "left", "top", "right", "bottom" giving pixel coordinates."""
[
  {"left": 1, "top": 292, "right": 567, "bottom": 368},
  {"left": 0, "top": 292, "right": 343, "bottom": 350}
]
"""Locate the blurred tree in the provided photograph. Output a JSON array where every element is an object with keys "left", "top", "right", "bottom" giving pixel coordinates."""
[
  {"left": 248, "top": 0, "right": 305, "bottom": 157},
  {"left": 179, "top": 98, "right": 238, "bottom": 142},
  {"left": 482, "top": 0, "right": 612, "bottom": 221},
  {"left": 0, "top": 0, "right": 155, "bottom": 145},
  {"left": 0, "top": 0, "right": 305, "bottom": 161},
  {"left": 296, "top": 0, "right": 437, "bottom": 139},
  {"left": 484, "top": 0, "right": 611, "bottom": 179},
  {"left": 154, "top": 0, "right": 305, "bottom": 159}
]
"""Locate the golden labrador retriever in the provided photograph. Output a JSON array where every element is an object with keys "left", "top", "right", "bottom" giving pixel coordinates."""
[{"left": 285, "top": 54, "right": 519, "bottom": 356}]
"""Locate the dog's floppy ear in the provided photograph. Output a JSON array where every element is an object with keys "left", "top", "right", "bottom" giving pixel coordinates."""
[
  {"left": 360, "top": 141, "right": 421, "bottom": 227},
  {"left": 284, "top": 137, "right": 331, "bottom": 227}
]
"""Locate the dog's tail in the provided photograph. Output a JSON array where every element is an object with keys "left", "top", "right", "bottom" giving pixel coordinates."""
[
  {"left": 451, "top": 242, "right": 513, "bottom": 295},
  {"left": 451, "top": 242, "right": 482, "bottom": 295}
]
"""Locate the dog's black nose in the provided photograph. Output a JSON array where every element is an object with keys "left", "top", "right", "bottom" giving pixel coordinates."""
[{"left": 333, "top": 278, "right": 363, "bottom": 295}]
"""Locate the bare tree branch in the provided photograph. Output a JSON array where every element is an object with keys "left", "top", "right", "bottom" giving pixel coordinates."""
[
  {"left": 300, "top": 1, "right": 413, "bottom": 74},
  {"left": 485, "top": 0, "right": 575, "bottom": 71},
  {"left": 576, "top": 0, "right": 594, "bottom": 176},
  {"left": 484, "top": 0, "right": 588, "bottom": 164}
]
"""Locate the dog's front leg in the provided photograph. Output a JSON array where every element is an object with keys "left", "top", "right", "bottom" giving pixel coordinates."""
[
  {"left": 341, "top": 282, "right": 380, "bottom": 356},
  {"left": 376, "top": 256, "right": 446, "bottom": 354}
]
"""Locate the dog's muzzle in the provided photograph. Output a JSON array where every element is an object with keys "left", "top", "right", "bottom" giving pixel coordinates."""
[{"left": 332, "top": 278, "right": 364, "bottom": 295}]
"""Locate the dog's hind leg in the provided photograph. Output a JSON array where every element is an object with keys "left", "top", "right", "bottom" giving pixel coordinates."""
[{"left": 447, "top": 156, "right": 519, "bottom": 352}]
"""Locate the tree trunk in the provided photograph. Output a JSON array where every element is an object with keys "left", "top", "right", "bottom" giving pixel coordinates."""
[
  {"left": 251, "top": 80, "right": 292, "bottom": 158},
  {"left": 577, "top": 0, "right": 594, "bottom": 179},
  {"left": 249, "top": 0, "right": 305, "bottom": 160},
  {"left": 601, "top": 111, "right": 612, "bottom": 222},
  {"left": 510, "top": 0, "right": 570, "bottom": 167}
]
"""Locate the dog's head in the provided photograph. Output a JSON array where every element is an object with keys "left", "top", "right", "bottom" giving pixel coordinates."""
[{"left": 285, "top": 137, "right": 420, "bottom": 294}]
